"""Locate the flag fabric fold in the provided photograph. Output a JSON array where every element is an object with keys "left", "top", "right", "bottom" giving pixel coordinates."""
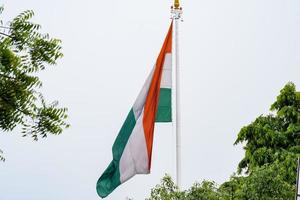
[{"left": 96, "top": 22, "right": 173, "bottom": 198}]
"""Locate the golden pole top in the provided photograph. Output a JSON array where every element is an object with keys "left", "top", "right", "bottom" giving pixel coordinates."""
[{"left": 174, "top": 0, "right": 180, "bottom": 9}]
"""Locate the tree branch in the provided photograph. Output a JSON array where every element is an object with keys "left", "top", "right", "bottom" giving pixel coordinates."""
[
  {"left": 0, "top": 93, "right": 31, "bottom": 116},
  {"left": 0, "top": 32, "right": 13, "bottom": 38},
  {"left": 0, "top": 25, "right": 12, "bottom": 29}
]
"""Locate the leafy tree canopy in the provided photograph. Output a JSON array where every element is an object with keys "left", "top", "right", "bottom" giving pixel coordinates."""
[
  {"left": 146, "top": 82, "right": 299, "bottom": 200},
  {"left": 0, "top": 7, "right": 69, "bottom": 160},
  {"left": 146, "top": 175, "right": 219, "bottom": 200},
  {"left": 235, "top": 82, "right": 300, "bottom": 184}
]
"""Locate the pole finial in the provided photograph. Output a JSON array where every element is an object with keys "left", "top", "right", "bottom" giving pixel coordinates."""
[{"left": 174, "top": 0, "right": 180, "bottom": 9}]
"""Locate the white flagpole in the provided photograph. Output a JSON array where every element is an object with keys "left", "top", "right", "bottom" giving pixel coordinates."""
[
  {"left": 171, "top": 0, "right": 182, "bottom": 189},
  {"left": 295, "top": 158, "right": 300, "bottom": 200}
]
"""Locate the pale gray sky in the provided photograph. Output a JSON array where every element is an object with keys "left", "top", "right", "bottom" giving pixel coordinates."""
[{"left": 0, "top": 0, "right": 300, "bottom": 199}]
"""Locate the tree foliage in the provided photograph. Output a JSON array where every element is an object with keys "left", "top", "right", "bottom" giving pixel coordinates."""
[
  {"left": 146, "top": 175, "right": 219, "bottom": 200},
  {"left": 147, "top": 82, "right": 299, "bottom": 199},
  {"left": 235, "top": 164, "right": 294, "bottom": 200},
  {"left": 0, "top": 7, "right": 69, "bottom": 159},
  {"left": 146, "top": 175, "right": 185, "bottom": 200},
  {"left": 235, "top": 82, "right": 300, "bottom": 184}
]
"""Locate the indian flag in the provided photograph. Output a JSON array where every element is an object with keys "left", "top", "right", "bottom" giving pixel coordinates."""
[{"left": 96, "top": 22, "right": 173, "bottom": 198}]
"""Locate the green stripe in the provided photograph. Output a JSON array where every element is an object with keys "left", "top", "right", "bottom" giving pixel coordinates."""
[
  {"left": 96, "top": 109, "right": 136, "bottom": 198},
  {"left": 156, "top": 88, "right": 172, "bottom": 122}
]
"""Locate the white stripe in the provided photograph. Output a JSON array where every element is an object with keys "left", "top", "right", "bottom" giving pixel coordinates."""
[
  {"left": 120, "top": 52, "right": 172, "bottom": 183},
  {"left": 132, "top": 69, "right": 154, "bottom": 119},
  {"left": 132, "top": 53, "right": 172, "bottom": 119},
  {"left": 160, "top": 53, "right": 172, "bottom": 89},
  {"left": 119, "top": 110, "right": 149, "bottom": 183}
]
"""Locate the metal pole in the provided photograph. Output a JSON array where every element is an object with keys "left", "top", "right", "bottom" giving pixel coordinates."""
[
  {"left": 295, "top": 158, "right": 300, "bottom": 200},
  {"left": 175, "top": 18, "right": 181, "bottom": 189},
  {"left": 171, "top": 2, "right": 182, "bottom": 189}
]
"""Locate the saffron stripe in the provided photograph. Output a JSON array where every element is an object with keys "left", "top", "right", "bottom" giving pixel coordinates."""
[{"left": 143, "top": 23, "right": 173, "bottom": 170}]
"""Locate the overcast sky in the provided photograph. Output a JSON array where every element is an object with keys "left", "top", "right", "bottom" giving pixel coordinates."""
[{"left": 0, "top": 0, "right": 300, "bottom": 199}]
